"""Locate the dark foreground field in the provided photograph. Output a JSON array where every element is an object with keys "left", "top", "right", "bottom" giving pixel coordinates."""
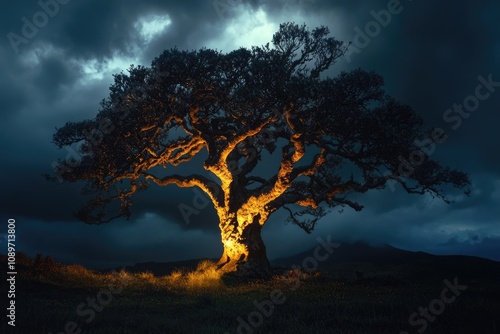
[{"left": 2, "top": 249, "right": 500, "bottom": 334}]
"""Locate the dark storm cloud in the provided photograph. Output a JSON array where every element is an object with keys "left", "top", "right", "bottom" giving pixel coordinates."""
[
  {"left": 33, "top": 52, "right": 81, "bottom": 99},
  {"left": 335, "top": 0, "right": 500, "bottom": 175},
  {"left": 0, "top": 0, "right": 499, "bottom": 267},
  {"left": 2, "top": 0, "right": 231, "bottom": 59}
]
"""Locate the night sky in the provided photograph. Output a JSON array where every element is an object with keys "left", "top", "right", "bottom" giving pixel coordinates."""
[{"left": 1, "top": 0, "right": 499, "bottom": 269}]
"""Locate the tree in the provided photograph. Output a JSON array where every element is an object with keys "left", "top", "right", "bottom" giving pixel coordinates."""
[{"left": 49, "top": 23, "right": 470, "bottom": 277}]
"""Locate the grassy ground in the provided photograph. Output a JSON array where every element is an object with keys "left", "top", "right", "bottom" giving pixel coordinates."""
[{"left": 2, "top": 255, "right": 499, "bottom": 334}]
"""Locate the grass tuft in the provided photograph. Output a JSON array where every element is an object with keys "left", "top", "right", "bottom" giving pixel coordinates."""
[{"left": 185, "top": 260, "right": 223, "bottom": 291}]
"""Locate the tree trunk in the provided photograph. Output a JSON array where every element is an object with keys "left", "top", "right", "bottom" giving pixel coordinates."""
[{"left": 217, "top": 214, "right": 271, "bottom": 278}]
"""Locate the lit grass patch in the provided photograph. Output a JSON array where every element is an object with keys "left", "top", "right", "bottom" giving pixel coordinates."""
[
  {"left": 185, "top": 260, "right": 223, "bottom": 291},
  {"left": 164, "top": 269, "right": 183, "bottom": 286},
  {"left": 162, "top": 260, "right": 224, "bottom": 292}
]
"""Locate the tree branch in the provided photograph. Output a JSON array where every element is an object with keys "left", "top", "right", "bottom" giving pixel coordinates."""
[{"left": 142, "top": 172, "right": 223, "bottom": 208}]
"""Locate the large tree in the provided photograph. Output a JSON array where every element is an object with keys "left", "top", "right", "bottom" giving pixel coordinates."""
[{"left": 49, "top": 23, "right": 470, "bottom": 276}]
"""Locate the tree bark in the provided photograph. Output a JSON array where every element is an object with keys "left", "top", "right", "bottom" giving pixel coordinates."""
[{"left": 217, "top": 213, "right": 271, "bottom": 278}]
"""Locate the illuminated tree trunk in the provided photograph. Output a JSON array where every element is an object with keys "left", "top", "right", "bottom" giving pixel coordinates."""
[{"left": 216, "top": 213, "right": 271, "bottom": 277}]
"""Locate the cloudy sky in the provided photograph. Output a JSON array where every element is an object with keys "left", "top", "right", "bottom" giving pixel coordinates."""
[{"left": 1, "top": 0, "right": 499, "bottom": 269}]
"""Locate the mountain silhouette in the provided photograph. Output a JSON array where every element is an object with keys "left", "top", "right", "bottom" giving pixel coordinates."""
[
  {"left": 114, "top": 242, "right": 500, "bottom": 284},
  {"left": 272, "top": 241, "right": 500, "bottom": 283}
]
